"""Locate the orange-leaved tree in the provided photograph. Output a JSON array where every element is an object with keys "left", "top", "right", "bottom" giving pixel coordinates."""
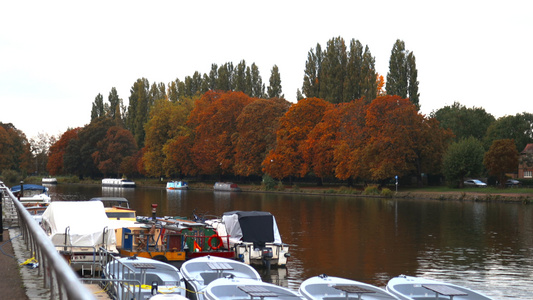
[
  {"left": 46, "top": 128, "right": 80, "bottom": 175},
  {"left": 92, "top": 126, "right": 138, "bottom": 177},
  {"left": 263, "top": 97, "right": 329, "bottom": 179},
  {"left": 190, "top": 91, "right": 253, "bottom": 175},
  {"left": 234, "top": 98, "right": 290, "bottom": 176},
  {"left": 484, "top": 139, "right": 519, "bottom": 187}
]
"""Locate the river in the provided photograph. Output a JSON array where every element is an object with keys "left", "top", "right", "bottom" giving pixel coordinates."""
[{"left": 45, "top": 183, "right": 533, "bottom": 299}]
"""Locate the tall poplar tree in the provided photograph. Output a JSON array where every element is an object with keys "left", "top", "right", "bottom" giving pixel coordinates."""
[
  {"left": 126, "top": 78, "right": 150, "bottom": 147},
  {"left": 267, "top": 65, "right": 283, "bottom": 98},
  {"left": 386, "top": 39, "right": 420, "bottom": 108},
  {"left": 108, "top": 87, "right": 121, "bottom": 121},
  {"left": 91, "top": 93, "right": 105, "bottom": 121},
  {"left": 250, "top": 63, "right": 265, "bottom": 98},
  {"left": 302, "top": 43, "right": 322, "bottom": 98},
  {"left": 319, "top": 36, "right": 347, "bottom": 103}
]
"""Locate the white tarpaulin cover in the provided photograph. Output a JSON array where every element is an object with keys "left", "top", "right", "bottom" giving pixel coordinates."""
[{"left": 42, "top": 201, "right": 116, "bottom": 247}]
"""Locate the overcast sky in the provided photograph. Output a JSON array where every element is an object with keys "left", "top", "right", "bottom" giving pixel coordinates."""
[{"left": 1, "top": 1, "right": 531, "bottom": 139}]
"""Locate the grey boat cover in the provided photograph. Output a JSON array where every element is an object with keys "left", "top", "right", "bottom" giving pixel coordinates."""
[{"left": 222, "top": 211, "right": 282, "bottom": 245}]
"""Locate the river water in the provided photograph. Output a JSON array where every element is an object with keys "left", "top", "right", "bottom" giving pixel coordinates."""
[{"left": 46, "top": 184, "right": 533, "bottom": 299}]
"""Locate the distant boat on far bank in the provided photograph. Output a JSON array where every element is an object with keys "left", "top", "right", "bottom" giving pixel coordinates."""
[
  {"left": 213, "top": 182, "right": 241, "bottom": 192},
  {"left": 101, "top": 178, "right": 136, "bottom": 188},
  {"left": 166, "top": 181, "right": 188, "bottom": 190},
  {"left": 42, "top": 177, "right": 57, "bottom": 184}
]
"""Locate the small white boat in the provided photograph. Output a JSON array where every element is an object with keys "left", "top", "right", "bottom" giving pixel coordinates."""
[
  {"left": 10, "top": 184, "right": 51, "bottom": 204},
  {"left": 386, "top": 275, "right": 493, "bottom": 300},
  {"left": 205, "top": 277, "right": 303, "bottom": 300},
  {"left": 167, "top": 181, "right": 188, "bottom": 190},
  {"left": 206, "top": 211, "right": 290, "bottom": 268},
  {"left": 42, "top": 177, "right": 58, "bottom": 184},
  {"left": 213, "top": 182, "right": 241, "bottom": 192},
  {"left": 180, "top": 255, "right": 262, "bottom": 300},
  {"left": 102, "top": 178, "right": 136, "bottom": 187},
  {"left": 300, "top": 274, "right": 399, "bottom": 300},
  {"left": 104, "top": 255, "right": 187, "bottom": 300}
]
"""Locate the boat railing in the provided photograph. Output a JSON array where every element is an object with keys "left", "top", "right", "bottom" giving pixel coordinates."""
[
  {"left": 101, "top": 252, "right": 144, "bottom": 300},
  {"left": 0, "top": 181, "right": 96, "bottom": 300}
]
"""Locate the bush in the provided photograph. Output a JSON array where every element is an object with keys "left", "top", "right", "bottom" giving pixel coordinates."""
[
  {"left": 276, "top": 180, "right": 285, "bottom": 191},
  {"left": 262, "top": 174, "right": 276, "bottom": 191},
  {"left": 0, "top": 170, "right": 21, "bottom": 183},
  {"left": 363, "top": 185, "right": 380, "bottom": 195},
  {"left": 381, "top": 188, "right": 394, "bottom": 197}
]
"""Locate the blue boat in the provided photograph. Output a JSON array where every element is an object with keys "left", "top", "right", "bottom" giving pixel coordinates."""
[{"left": 166, "top": 181, "right": 188, "bottom": 190}]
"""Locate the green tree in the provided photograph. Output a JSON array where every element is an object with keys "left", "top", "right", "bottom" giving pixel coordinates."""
[
  {"left": 407, "top": 52, "right": 420, "bottom": 108},
  {"left": 108, "top": 87, "right": 122, "bottom": 121},
  {"left": 484, "top": 113, "right": 533, "bottom": 152},
  {"left": 302, "top": 43, "right": 322, "bottom": 98},
  {"left": 91, "top": 93, "right": 105, "bottom": 121},
  {"left": 431, "top": 102, "right": 495, "bottom": 142},
  {"left": 250, "top": 63, "right": 265, "bottom": 98},
  {"left": 319, "top": 36, "right": 347, "bottom": 103},
  {"left": 442, "top": 137, "right": 485, "bottom": 187},
  {"left": 343, "top": 39, "right": 377, "bottom": 103},
  {"left": 483, "top": 139, "right": 519, "bottom": 187},
  {"left": 386, "top": 39, "right": 420, "bottom": 108},
  {"left": 267, "top": 65, "right": 283, "bottom": 98},
  {"left": 126, "top": 78, "right": 151, "bottom": 147}
]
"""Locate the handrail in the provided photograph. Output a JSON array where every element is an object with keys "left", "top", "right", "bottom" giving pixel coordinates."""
[{"left": 0, "top": 182, "right": 96, "bottom": 300}]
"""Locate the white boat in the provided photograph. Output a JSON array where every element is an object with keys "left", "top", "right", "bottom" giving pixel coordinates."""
[
  {"left": 167, "top": 181, "right": 189, "bottom": 190},
  {"left": 10, "top": 184, "right": 51, "bottom": 204},
  {"left": 40, "top": 201, "right": 118, "bottom": 274},
  {"left": 206, "top": 211, "right": 290, "bottom": 268},
  {"left": 300, "top": 274, "right": 399, "bottom": 300},
  {"left": 102, "top": 178, "right": 136, "bottom": 187},
  {"left": 386, "top": 275, "right": 493, "bottom": 300},
  {"left": 42, "top": 177, "right": 58, "bottom": 184},
  {"left": 104, "top": 255, "right": 187, "bottom": 300},
  {"left": 204, "top": 277, "right": 303, "bottom": 300},
  {"left": 180, "top": 255, "right": 262, "bottom": 300},
  {"left": 213, "top": 182, "right": 241, "bottom": 192}
]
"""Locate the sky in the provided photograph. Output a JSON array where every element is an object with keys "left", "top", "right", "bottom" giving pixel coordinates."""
[{"left": 1, "top": 1, "right": 531, "bottom": 139}]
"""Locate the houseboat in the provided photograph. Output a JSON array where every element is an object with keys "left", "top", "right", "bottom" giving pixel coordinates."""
[{"left": 102, "top": 178, "right": 136, "bottom": 188}]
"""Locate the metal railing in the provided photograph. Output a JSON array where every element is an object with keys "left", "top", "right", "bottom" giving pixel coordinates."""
[{"left": 0, "top": 181, "right": 96, "bottom": 300}]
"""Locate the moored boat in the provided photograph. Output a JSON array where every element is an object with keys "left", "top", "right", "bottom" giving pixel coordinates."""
[
  {"left": 386, "top": 275, "right": 493, "bottom": 300},
  {"left": 167, "top": 181, "right": 188, "bottom": 190},
  {"left": 180, "top": 255, "right": 262, "bottom": 300},
  {"left": 42, "top": 177, "right": 58, "bottom": 184},
  {"left": 204, "top": 277, "right": 303, "bottom": 300},
  {"left": 103, "top": 255, "right": 187, "bottom": 300},
  {"left": 10, "top": 184, "right": 51, "bottom": 204},
  {"left": 213, "top": 182, "right": 241, "bottom": 192},
  {"left": 300, "top": 274, "right": 399, "bottom": 300},
  {"left": 206, "top": 211, "right": 290, "bottom": 268},
  {"left": 102, "top": 178, "right": 136, "bottom": 187}
]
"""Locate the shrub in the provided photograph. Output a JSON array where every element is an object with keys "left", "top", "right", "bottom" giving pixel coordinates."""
[
  {"left": 363, "top": 185, "right": 380, "bottom": 195},
  {"left": 276, "top": 180, "right": 285, "bottom": 191},
  {"left": 381, "top": 188, "right": 393, "bottom": 197},
  {"left": 262, "top": 174, "right": 276, "bottom": 191},
  {"left": 0, "top": 170, "right": 21, "bottom": 183}
]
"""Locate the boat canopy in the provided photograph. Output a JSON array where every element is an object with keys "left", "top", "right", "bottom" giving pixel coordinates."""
[
  {"left": 89, "top": 197, "right": 130, "bottom": 208},
  {"left": 222, "top": 211, "right": 282, "bottom": 246},
  {"left": 11, "top": 184, "right": 48, "bottom": 193},
  {"left": 41, "top": 201, "right": 116, "bottom": 247}
]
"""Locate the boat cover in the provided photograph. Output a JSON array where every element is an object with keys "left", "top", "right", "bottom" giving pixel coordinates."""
[
  {"left": 11, "top": 184, "right": 48, "bottom": 193},
  {"left": 222, "top": 211, "right": 282, "bottom": 245},
  {"left": 41, "top": 201, "right": 116, "bottom": 247}
]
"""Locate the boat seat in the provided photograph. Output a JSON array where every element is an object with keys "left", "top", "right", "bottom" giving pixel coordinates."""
[{"left": 200, "top": 272, "right": 232, "bottom": 285}]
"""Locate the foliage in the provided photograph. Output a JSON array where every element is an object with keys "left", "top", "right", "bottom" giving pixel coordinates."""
[
  {"left": 262, "top": 174, "right": 276, "bottom": 191},
  {"left": 125, "top": 78, "right": 154, "bottom": 147},
  {"left": 363, "top": 185, "right": 380, "bottom": 195},
  {"left": 47, "top": 128, "right": 80, "bottom": 175},
  {"left": 484, "top": 113, "right": 533, "bottom": 152},
  {"left": 442, "top": 137, "right": 485, "bottom": 187},
  {"left": 0, "top": 122, "right": 32, "bottom": 175},
  {"left": 381, "top": 187, "right": 394, "bottom": 197},
  {"left": 0, "top": 169, "right": 21, "bottom": 182},
  {"left": 92, "top": 126, "right": 138, "bottom": 177},
  {"left": 431, "top": 102, "right": 495, "bottom": 142},
  {"left": 267, "top": 65, "right": 283, "bottom": 98},
  {"left": 386, "top": 40, "right": 419, "bottom": 108},
  {"left": 234, "top": 98, "right": 290, "bottom": 176},
  {"left": 483, "top": 139, "right": 519, "bottom": 187},
  {"left": 29, "top": 132, "right": 56, "bottom": 175},
  {"left": 263, "top": 97, "right": 329, "bottom": 179}
]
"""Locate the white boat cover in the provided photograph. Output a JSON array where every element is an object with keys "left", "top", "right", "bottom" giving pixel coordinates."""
[
  {"left": 42, "top": 201, "right": 116, "bottom": 247},
  {"left": 222, "top": 211, "right": 282, "bottom": 245}
]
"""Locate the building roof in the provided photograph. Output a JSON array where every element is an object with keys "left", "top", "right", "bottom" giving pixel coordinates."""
[{"left": 522, "top": 143, "right": 533, "bottom": 154}]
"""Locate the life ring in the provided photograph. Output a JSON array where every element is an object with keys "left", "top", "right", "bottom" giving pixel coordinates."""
[{"left": 208, "top": 234, "right": 223, "bottom": 250}]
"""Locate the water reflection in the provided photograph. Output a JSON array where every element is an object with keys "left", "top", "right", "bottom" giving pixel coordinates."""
[{"left": 48, "top": 184, "right": 533, "bottom": 299}]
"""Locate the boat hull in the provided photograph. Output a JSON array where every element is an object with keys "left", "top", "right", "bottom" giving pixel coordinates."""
[{"left": 300, "top": 274, "right": 398, "bottom": 300}]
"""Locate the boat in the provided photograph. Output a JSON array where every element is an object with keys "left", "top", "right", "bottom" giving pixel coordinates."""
[
  {"left": 102, "top": 178, "right": 136, "bottom": 187},
  {"left": 167, "top": 181, "right": 188, "bottom": 190},
  {"left": 40, "top": 201, "right": 118, "bottom": 274},
  {"left": 206, "top": 211, "right": 290, "bottom": 268},
  {"left": 299, "top": 274, "right": 399, "bottom": 300},
  {"left": 386, "top": 275, "right": 494, "bottom": 300},
  {"left": 103, "top": 255, "right": 187, "bottom": 300},
  {"left": 213, "top": 182, "right": 241, "bottom": 192},
  {"left": 42, "top": 177, "right": 58, "bottom": 184},
  {"left": 10, "top": 184, "right": 51, "bottom": 205},
  {"left": 204, "top": 277, "right": 303, "bottom": 300},
  {"left": 180, "top": 255, "right": 262, "bottom": 300},
  {"left": 90, "top": 197, "right": 136, "bottom": 221}
]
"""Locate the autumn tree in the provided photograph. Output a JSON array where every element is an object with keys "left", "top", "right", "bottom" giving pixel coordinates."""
[
  {"left": 484, "top": 139, "right": 519, "bottom": 187},
  {"left": 47, "top": 128, "right": 80, "bottom": 175},
  {"left": 0, "top": 123, "right": 32, "bottom": 174},
  {"left": 263, "top": 97, "right": 329, "bottom": 179},
  {"left": 234, "top": 98, "right": 290, "bottom": 176},
  {"left": 442, "top": 137, "right": 485, "bottom": 188},
  {"left": 92, "top": 126, "right": 137, "bottom": 177},
  {"left": 189, "top": 91, "right": 254, "bottom": 176}
]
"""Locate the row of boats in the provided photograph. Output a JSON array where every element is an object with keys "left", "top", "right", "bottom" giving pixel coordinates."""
[
  {"left": 9, "top": 184, "right": 494, "bottom": 299},
  {"left": 104, "top": 254, "right": 493, "bottom": 300}
]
